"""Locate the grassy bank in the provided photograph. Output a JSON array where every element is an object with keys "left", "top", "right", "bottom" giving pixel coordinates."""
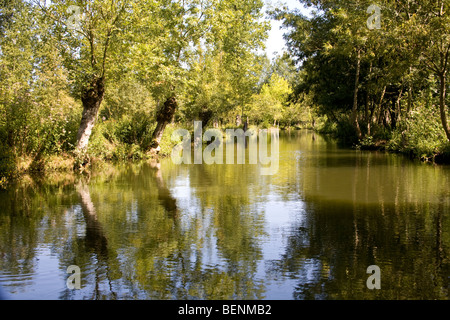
[
  {"left": 0, "top": 115, "right": 181, "bottom": 190},
  {"left": 2, "top": 111, "right": 449, "bottom": 192}
]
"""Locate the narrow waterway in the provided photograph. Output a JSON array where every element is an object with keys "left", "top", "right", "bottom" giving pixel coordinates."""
[{"left": 0, "top": 130, "right": 449, "bottom": 299}]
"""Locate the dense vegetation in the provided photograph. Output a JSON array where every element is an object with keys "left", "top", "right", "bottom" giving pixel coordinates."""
[
  {"left": 1, "top": 0, "right": 449, "bottom": 188},
  {"left": 0, "top": 0, "right": 272, "bottom": 183},
  {"left": 274, "top": 0, "right": 450, "bottom": 161}
]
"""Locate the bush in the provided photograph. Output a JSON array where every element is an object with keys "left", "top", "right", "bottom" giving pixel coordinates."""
[
  {"left": 158, "top": 123, "right": 182, "bottom": 157},
  {"left": 331, "top": 120, "right": 359, "bottom": 146},
  {"left": 315, "top": 116, "right": 337, "bottom": 134},
  {"left": 87, "top": 122, "right": 115, "bottom": 161},
  {"left": 88, "top": 113, "right": 156, "bottom": 162},
  {"left": 387, "top": 106, "right": 447, "bottom": 161},
  {"left": 0, "top": 143, "right": 16, "bottom": 182},
  {"left": 259, "top": 120, "right": 271, "bottom": 129}
]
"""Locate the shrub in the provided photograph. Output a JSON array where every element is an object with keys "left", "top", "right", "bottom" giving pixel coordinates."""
[
  {"left": 387, "top": 106, "right": 447, "bottom": 161},
  {"left": 0, "top": 143, "right": 15, "bottom": 183},
  {"left": 86, "top": 122, "right": 115, "bottom": 161},
  {"left": 89, "top": 114, "right": 156, "bottom": 162},
  {"left": 158, "top": 123, "right": 182, "bottom": 158},
  {"left": 331, "top": 120, "right": 359, "bottom": 146}
]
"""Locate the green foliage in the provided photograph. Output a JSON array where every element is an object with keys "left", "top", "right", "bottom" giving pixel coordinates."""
[
  {"left": 158, "top": 123, "right": 182, "bottom": 157},
  {"left": 102, "top": 77, "right": 155, "bottom": 120},
  {"left": 249, "top": 73, "right": 291, "bottom": 124},
  {"left": 0, "top": 143, "right": 15, "bottom": 184},
  {"left": 387, "top": 107, "right": 448, "bottom": 161},
  {"left": 2, "top": 0, "right": 447, "bottom": 181},
  {"left": 314, "top": 116, "right": 337, "bottom": 134},
  {"left": 87, "top": 115, "right": 155, "bottom": 162},
  {"left": 274, "top": 0, "right": 450, "bottom": 162}
]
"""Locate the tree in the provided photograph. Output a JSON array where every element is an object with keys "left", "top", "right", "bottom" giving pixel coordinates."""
[
  {"left": 249, "top": 73, "right": 292, "bottom": 126},
  {"left": 137, "top": 0, "right": 268, "bottom": 152},
  {"left": 276, "top": 0, "right": 450, "bottom": 145},
  {"left": 182, "top": 50, "right": 233, "bottom": 127},
  {"left": 217, "top": 0, "right": 269, "bottom": 126},
  {"left": 412, "top": 0, "right": 450, "bottom": 141},
  {"left": 0, "top": 0, "right": 35, "bottom": 152},
  {"left": 272, "top": 2, "right": 363, "bottom": 133},
  {"left": 34, "top": 0, "right": 134, "bottom": 154},
  {"left": 130, "top": 0, "right": 218, "bottom": 152}
]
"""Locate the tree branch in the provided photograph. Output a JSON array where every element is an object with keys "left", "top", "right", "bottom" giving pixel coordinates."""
[
  {"left": 101, "top": 2, "right": 126, "bottom": 78},
  {"left": 422, "top": 50, "right": 441, "bottom": 74}
]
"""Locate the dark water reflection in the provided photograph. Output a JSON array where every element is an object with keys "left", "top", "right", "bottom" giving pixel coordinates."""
[{"left": 0, "top": 130, "right": 449, "bottom": 299}]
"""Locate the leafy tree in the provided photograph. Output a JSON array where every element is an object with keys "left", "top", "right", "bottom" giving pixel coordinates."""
[
  {"left": 410, "top": 0, "right": 450, "bottom": 141},
  {"left": 182, "top": 50, "right": 233, "bottom": 127},
  {"left": 137, "top": 0, "right": 269, "bottom": 152},
  {"left": 250, "top": 73, "right": 292, "bottom": 126},
  {"left": 34, "top": 0, "right": 135, "bottom": 153},
  {"left": 275, "top": 0, "right": 450, "bottom": 149}
]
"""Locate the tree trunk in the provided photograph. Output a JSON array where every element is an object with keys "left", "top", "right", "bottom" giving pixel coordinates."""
[
  {"left": 150, "top": 95, "right": 178, "bottom": 153},
  {"left": 407, "top": 85, "right": 412, "bottom": 115},
  {"left": 376, "top": 86, "right": 386, "bottom": 125},
  {"left": 394, "top": 87, "right": 403, "bottom": 127},
  {"left": 390, "top": 96, "right": 397, "bottom": 129},
  {"left": 76, "top": 76, "right": 105, "bottom": 152},
  {"left": 199, "top": 106, "right": 213, "bottom": 129},
  {"left": 236, "top": 114, "right": 242, "bottom": 126},
  {"left": 438, "top": 73, "right": 450, "bottom": 141},
  {"left": 407, "top": 66, "right": 413, "bottom": 115},
  {"left": 352, "top": 49, "right": 362, "bottom": 139},
  {"left": 368, "top": 97, "right": 379, "bottom": 136},
  {"left": 365, "top": 62, "right": 372, "bottom": 135},
  {"left": 365, "top": 89, "right": 370, "bottom": 135}
]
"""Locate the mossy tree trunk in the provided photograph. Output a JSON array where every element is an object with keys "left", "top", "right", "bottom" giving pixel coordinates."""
[{"left": 150, "top": 95, "right": 178, "bottom": 153}]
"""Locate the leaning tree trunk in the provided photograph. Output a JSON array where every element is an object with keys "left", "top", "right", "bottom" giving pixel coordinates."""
[
  {"left": 438, "top": 73, "right": 450, "bottom": 141},
  {"left": 150, "top": 95, "right": 178, "bottom": 154},
  {"left": 76, "top": 76, "right": 105, "bottom": 152}
]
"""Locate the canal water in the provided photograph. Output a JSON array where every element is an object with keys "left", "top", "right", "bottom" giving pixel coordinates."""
[{"left": 0, "top": 130, "right": 449, "bottom": 299}]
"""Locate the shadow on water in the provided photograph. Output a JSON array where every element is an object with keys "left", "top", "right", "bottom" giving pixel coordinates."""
[
  {"left": 264, "top": 196, "right": 450, "bottom": 299},
  {"left": 59, "top": 163, "right": 182, "bottom": 300}
]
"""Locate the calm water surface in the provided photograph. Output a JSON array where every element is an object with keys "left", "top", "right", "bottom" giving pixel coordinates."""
[{"left": 0, "top": 130, "right": 449, "bottom": 299}]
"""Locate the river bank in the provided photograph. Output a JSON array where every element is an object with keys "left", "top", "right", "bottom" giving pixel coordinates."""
[
  {"left": 307, "top": 114, "right": 450, "bottom": 165},
  {"left": 1, "top": 123, "right": 273, "bottom": 189},
  {"left": 2, "top": 120, "right": 449, "bottom": 192}
]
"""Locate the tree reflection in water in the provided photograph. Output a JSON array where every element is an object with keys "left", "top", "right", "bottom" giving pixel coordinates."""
[{"left": 0, "top": 131, "right": 448, "bottom": 300}]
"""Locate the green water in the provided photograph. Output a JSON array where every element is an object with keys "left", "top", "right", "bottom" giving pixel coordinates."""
[{"left": 0, "top": 130, "right": 449, "bottom": 300}]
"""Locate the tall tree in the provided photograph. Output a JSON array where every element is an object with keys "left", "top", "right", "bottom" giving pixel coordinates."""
[
  {"left": 132, "top": 0, "right": 217, "bottom": 153},
  {"left": 1, "top": 0, "right": 38, "bottom": 153},
  {"left": 34, "top": 0, "right": 133, "bottom": 153},
  {"left": 276, "top": 0, "right": 450, "bottom": 143},
  {"left": 216, "top": 0, "right": 269, "bottom": 125},
  {"left": 135, "top": 0, "right": 268, "bottom": 153},
  {"left": 412, "top": 0, "right": 450, "bottom": 141}
]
